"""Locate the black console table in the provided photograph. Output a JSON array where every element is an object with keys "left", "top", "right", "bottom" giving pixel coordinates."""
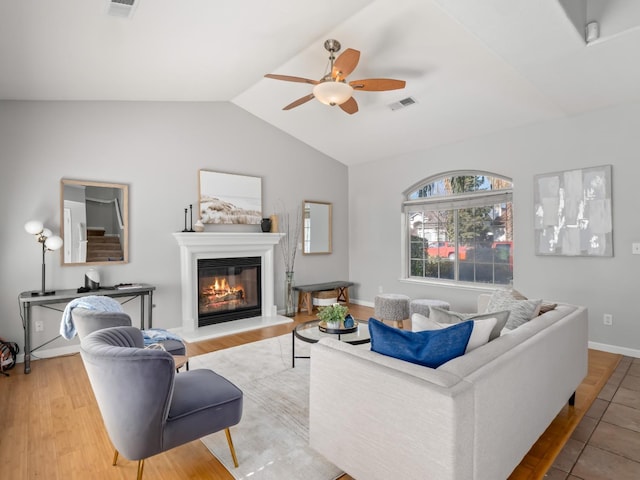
[{"left": 18, "top": 284, "right": 155, "bottom": 374}]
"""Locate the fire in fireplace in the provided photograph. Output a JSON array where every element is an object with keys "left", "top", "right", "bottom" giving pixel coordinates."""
[{"left": 198, "top": 256, "right": 262, "bottom": 326}]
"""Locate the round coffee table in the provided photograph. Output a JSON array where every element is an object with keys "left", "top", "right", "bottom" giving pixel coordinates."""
[{"left": 292, "top": 319, "right": 370, "bottom": 367}]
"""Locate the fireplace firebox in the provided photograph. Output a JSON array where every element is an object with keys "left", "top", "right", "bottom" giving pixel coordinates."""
[{"left": 197, "top": 256, "right": 262, "bottom": 327}]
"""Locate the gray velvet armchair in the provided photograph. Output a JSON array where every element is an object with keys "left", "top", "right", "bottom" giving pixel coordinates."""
[{"left": 80, "top": 326, "right": 243, "bottom": 479}]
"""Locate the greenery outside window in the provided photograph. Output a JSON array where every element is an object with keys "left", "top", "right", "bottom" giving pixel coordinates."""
[{"left": 405, "top": 172, "right": 513, "bottom": 285}]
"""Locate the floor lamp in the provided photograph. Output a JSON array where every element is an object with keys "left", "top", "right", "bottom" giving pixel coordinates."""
[{"left": 24, "top": 220, "right": 63, "bottom": 297}]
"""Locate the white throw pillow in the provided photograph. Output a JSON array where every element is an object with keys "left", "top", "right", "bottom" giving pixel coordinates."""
[
  {"left": 464, "top": 317, "right": 497, "bottom": 352},
  {"left": 411, "top": 312, "right": 442, "bottom": 332},
  {"left": 411, "top": 313, "right": 497, "bottom": 353}
]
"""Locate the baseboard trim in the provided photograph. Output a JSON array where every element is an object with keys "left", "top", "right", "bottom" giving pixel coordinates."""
[
  {"left": 589, "top": 341, "right": 640, "bottom": 359},
  {"left": 15, "top": 344, "right": 80, "bottom": 364},
  {"left": 350, "top": 298, "right": 374, "bottom": 308}
]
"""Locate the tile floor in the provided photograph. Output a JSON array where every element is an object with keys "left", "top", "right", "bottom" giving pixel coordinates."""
[{"left": 545, "top": 355, "right": 640, "bottom": 479}]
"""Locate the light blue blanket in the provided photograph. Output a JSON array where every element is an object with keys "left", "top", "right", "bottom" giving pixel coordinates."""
[
  {"left": 142, "top": 328, "right": 184, "bottom": 346},
  {"left": 60, "top": 295, "right": 123, "bottom": 339},
  {"left": 61, "top": 296, "right": 184, "bottom": 346}
]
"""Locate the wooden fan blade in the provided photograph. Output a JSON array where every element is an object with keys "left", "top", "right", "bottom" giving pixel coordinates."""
[
  {"left": 339, "top": 97, "right": 358, "bottom": 115},
  {"left": 349, "top": 78, "right": 406, "bottom": 91},
  {"left": 283, "top": 93, "right": 315, "bottom": 110},
  {"left": 332, "top": 48, "right": 360, "bottom": 80},
  {"left": 265, "top": 74, "right": 319, "bottom": 85}
]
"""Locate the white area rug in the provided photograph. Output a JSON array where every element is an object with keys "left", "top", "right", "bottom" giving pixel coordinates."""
[{"left": 192, "top": 334, "right": 344, "bottom": 480}]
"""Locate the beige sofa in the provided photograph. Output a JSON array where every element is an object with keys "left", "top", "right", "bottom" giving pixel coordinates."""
[{"left": 309, "top": 301, "right": 588, "bottom": 480}]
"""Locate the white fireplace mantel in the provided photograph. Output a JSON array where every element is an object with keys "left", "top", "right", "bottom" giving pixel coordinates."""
[{"left": 173, "top": 232, "right": 286, "bottom": 338}]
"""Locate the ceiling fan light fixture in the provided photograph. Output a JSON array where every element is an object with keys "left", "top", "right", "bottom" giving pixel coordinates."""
[
  {"left": 265, "top": 39, "right": 404, "bottom": 114},
  {"left": 313, "top": 81, "right": 353, "bottom": 106}
]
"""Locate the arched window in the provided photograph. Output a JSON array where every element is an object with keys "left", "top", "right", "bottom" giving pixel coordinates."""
[{"left": 404, "top": 171, "right": 513, "bottom": 285}]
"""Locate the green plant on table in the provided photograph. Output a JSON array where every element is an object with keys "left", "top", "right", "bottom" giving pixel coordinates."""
[{"left": 317, "top": 303, "right": 349, "bottom": 325}]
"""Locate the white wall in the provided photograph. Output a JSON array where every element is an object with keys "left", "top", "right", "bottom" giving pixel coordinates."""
[
  {"left": 0, "top": 101, "right": 348, "bottom": 358},
  {"left": 349, "top": 101, "right": 640, "bottom": 355}
]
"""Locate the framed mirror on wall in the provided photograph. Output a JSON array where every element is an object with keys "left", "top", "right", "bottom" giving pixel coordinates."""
[
  {"left": 60, "top": 179, "right": 129, "bottom": 265},
  {"left": 303, "top": 200, "right": 332, "bottom": 255}
]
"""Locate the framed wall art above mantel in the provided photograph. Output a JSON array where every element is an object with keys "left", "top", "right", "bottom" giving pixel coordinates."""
[
  {"left": 534, "top": 164, "right": 612, "bottom": 257},
  {"left": 198, "top": 170, "right": 262, "bottom": 225}
]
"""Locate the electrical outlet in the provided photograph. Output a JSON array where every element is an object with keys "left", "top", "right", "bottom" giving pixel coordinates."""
[
  {"left": 633, "top": 243, "right": 640, "bottom": 255},
  {"left": 603, "top": 314, "right": 613, "bottom": 326},
  {"left": 35, "top": 320, "right": 44, "bottom": 332},
  {"left": 378, "top": 285, "right": 383, "bottom": 293}
]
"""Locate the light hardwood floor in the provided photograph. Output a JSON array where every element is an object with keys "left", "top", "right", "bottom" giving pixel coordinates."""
[{"left": 0, "top": 303, "right": 619, "bottom": 480}]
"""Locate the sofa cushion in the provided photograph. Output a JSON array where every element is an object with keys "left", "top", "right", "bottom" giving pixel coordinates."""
[
  {"left": 369, "top": 317, "right": 473, "bottom": 368},
  {"left": 410, "top": 314, "right": 497, "bottom": 353},
  {"left": 486, "top": 289, "right": 542, "bottom": 330},
  {"left": 426, "top": 307, "right": 510, "bottom": 341}
]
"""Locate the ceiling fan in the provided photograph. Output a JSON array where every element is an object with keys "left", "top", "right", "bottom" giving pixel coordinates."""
[{"left": 264, "top": 39, "right": 406, "bottom": 115}]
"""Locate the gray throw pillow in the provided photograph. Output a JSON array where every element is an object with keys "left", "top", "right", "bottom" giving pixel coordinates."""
[
  {"left": 429, "top": 307, "right": 510, "bottom": 341},
  {"left": 511, "top": 288, "right": 557, "bottom": 315},
  {"left": 486, "top": 289, "right": 542, "bottom": 330}
]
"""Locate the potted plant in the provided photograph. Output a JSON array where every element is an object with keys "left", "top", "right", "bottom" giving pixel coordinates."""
[{"left": 317, "top": 303, "right": 349, "bottom": 329}]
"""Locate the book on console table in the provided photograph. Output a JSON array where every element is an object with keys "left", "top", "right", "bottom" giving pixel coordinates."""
[{"left": 115, "top": 283, "right": 145, "bottom": 290}]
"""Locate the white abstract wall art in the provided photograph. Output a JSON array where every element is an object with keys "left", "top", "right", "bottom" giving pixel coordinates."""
[
  {"left": 199, "top": 170, "right": 262, "bottom": 224},
  {"left": 534, "top": 165, "right": 612, "bottom": 257}
]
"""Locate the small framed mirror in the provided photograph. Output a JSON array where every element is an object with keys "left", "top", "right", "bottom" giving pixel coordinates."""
[
  {"left": 60, "top": 179, "right": 129, "bottom": 265},
  {"left": 303, "top": 200, "right": 332, "bottom": 255}
]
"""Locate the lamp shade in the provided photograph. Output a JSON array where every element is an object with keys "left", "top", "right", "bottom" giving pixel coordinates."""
[
  {"left": 45, "top": 235, "right": 63, "bottom": 251},
  {"left": 313, "top": 81, "right": 353, "bottom": 106},
  {"left": 24, "top": 220, "right": 44, "bottom": 235}
]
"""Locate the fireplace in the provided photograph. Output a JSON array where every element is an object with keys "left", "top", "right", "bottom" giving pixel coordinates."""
[
  {"left": 198, "top": 256, "right": 262, "bottom": 326},
  {"left": 173, "top": 232, "right": 289, "bottom": 339}
]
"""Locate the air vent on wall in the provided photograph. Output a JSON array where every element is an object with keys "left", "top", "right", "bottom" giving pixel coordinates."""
[
  {"left": 106, "top": 0, "right": 138, "bottom": 18},
  {"left": 389, "top": 96, "right": 417, "bottom": 111}
]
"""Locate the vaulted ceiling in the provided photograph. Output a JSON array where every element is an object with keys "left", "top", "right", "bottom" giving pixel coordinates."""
[{"left": 2, "top": 0, "right": 639, "bottom": 166}]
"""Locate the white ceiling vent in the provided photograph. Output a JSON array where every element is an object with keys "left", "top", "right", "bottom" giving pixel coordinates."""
[
  {"left": 106, "top": 0, "right": 139, "bottom": 18},
  {"left": 389, "top": 97, "right": 417, "bottom": 111}
]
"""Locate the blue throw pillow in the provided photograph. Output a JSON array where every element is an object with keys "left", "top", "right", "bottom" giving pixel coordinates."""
[{"left": 368, "top": 317, "right": 473, "bottom": 368}]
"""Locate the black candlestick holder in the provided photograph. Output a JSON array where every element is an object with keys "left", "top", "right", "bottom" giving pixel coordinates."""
[{"left": 182, "top": 208, "right": 189, "bottom": 232}]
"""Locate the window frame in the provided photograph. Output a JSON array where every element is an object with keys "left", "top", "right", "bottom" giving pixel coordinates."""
[{"left": 401, "top": 170, "right": 513, "bottom": 288}]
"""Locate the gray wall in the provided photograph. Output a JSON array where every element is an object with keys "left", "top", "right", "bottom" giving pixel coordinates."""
[
  {"left": 4, "top": 99, "right": 640, "bottom": 359},
  {"left": 0, "top": 101, "right": 348, "bottom": 357},
  {"left": 348, "top": 101, "right": 640, "bottom": 356}
]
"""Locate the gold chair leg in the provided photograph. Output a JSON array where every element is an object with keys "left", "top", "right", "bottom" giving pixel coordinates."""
[
  {"left": 225, "top": 428, "right": 239, "bottom": 468},
  {"left": 112, "top": 449, "right": 119, "bottom": 466},
  {"left": 137, "top": 459, "right": 145, "bottom": 480}
]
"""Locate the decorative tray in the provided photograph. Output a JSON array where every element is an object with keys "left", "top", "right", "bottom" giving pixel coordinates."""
[{"left": 318, "top": 321, "right": 358, "bottom": 334}]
